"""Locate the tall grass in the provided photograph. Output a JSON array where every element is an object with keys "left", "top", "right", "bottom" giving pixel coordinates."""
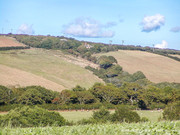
[{"left": 0, "top": 121, "right": 179, "bottom": 135}]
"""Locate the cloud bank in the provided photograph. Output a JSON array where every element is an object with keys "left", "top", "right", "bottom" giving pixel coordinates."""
[
  {"left": 170, "top": 26, "right": 180, "bottom": 32},
  {"left": 155, "top": 40, "right": 168, "bottom": 49},
  {"left": 141, "top": 14, "right": 165, "bottom": 32},
  {"left": 63, "top": 17, "right": 115, "bottom": 38},
  {"left": 17, "top": 24, "right": 35, "bottom": 34}
]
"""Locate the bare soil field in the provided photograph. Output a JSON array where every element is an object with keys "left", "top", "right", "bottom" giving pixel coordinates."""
[
  {"left": 0, "top": 36, "right": 26, "bottom": 47},
  {"left": 95, "top": 50, "right": 180, "bottom": 83}
]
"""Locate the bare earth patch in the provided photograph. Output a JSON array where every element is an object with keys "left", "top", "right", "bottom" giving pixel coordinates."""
[{"left": 0, "top": 36, "right": 26, "bottom": 47}]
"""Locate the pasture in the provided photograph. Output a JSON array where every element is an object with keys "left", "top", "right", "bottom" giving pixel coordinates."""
[
  {"left": 0, "top": 110, "right": 162, "bottom": 122},
  {"left": 0, "top": 48, "right": 103, "bottom": 91},
  {"left": 95, "top": 50, "right": 180, "bottom": 83},
  {"left": 59, "top": 110, "right": 162, "bottom": 122}
]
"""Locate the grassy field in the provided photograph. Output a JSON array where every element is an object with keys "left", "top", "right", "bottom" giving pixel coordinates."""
[
  {"left": 0, "top": 48, "right": 103, "bottom": 91},
  {"left": 95, "top": 50, "right": 180, "bottom": 83},
  {"left": 0, "top": 110, "right": 162, "bottom": 122},
  {"left": 59, "top": 110, "right": 162, "bottom": 122},
  {"left": 1, "top": 122, "right": 179, "bottom": 135}
]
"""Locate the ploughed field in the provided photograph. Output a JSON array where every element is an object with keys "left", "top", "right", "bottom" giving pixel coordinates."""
[
  {"left": 0, "top": 36, "right": 26, "bottom": 47},
  {"left": 95, "top": 50, "right": 180, "bottom": 83}
]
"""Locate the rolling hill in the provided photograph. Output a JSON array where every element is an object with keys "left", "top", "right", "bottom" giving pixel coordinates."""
[
  {"left": 0, "top": 36, "right": 26, "bottom": 47},
  {"left": 0, "top": 36, "right": 103, "bottom": 91},
  {"left": 95, "top": 50, "right": 180, "bottom": 83}
]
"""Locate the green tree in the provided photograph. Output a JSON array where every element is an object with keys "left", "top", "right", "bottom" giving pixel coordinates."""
[
  {"left": 97, "top": 55, "right": 116, "bottom": 69},
  {"left": 92, "top": 106, "right": 111, "bottom": 122},
  {"left": 163, "top": 102, "right": 180, "bottom": 120},
  {"left": 111, "top": 105, "right": 140, "bottom": 123},
  {"left": 0, "top": 85, "right": 14, "bottom": 105},
  {"left": 75, "top": 91, "right": 96, "bottom": 104}
]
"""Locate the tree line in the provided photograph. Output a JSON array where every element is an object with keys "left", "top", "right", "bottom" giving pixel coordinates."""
[
  {"left": 8, "top": 34, "right": 180, "bottom": 62},
  {"left": 0, "top": 82, "right": 179, "bottom": 111}
]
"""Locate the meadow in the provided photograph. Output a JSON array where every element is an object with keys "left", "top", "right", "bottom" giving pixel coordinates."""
[
  {"left": 0, "top": 110, "right": 162, "bottom": 122},
  {"left": 95, "top": 50, "right": 180, "bottom": 83},
  {"left": 59, "top": 110, "right": 162, "bottom": 122}
]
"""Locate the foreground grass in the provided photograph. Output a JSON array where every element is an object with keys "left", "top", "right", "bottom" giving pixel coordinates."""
[
  {"left": 59, "top": 110, "right": 162, "bottom": 122},
  {"left": 0, "top": 122, "right": 179, "bottom": 135}
]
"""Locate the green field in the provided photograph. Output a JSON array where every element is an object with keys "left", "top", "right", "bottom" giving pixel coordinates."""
[
  {"left": 59, "top": 110, "right": 162, "bottom": 122},
  {"left": 0, "top": 48, "right": 103, "bottom": 91},
  {"left": 0, "top": 110, "right": 162, "bottom": 122},
  {"left": 1, "top": 122, "right": 179, "bottom": 135}
]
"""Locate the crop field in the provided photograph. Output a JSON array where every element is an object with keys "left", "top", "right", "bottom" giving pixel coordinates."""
[
  {"left": 0, "top": 36, "right": 26, "bottom": 47},
  {"left": 1, "top": 121, "right": 179, "bottom": 135},
  {"left": 0, "top": 48, "right": 103, "bottom": 91},
  {"left": 95, "top": 50, "right": 180, "bottom": 83}
]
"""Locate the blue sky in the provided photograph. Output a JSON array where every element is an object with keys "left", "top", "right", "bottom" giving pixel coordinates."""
[{"left": 0, "top": 0, "right": 180, "bottom": 50}]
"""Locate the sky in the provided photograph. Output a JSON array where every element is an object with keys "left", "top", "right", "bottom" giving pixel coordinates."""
[{"left": 0, "top": 0, "right": 180, "bottom": 50}]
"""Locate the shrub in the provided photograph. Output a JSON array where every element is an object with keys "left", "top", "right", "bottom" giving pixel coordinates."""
[
  {"left": 92, "top": 106, "right": 111, "bottom": 122},
  {"left": 163, "top": 102, "right": 180, "bottom": 120},
  {"left": 141, "top": 117, "right": 149, "bottom": 122},
  {"left": 0, "top": 106, "right": 66, "bottom": 127},
  {"left": 111, "top": 105, "right": 140, "bottom": 123}
]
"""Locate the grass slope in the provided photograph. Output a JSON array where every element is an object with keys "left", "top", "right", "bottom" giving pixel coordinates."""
[
  {"left": 0, "top": 48, "right": 103, "bottom": 91},
  {"left": 95, "top": 50, "right": 180, "bottom": 83}
]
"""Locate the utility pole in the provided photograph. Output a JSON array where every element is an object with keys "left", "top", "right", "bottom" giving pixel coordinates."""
[
  {"left": 153, "top": 44, "right": 155, "bottom": 52},
  {"left": 11, "top": 28, "right": 13, "bottom": 34},
  {"left": 122, "top": 40, "right": 124, "bottom": 45},
  {"left": 109, "top": 40, "right": 112, "bottom": 46}
]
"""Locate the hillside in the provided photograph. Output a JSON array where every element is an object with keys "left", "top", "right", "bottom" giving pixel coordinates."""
[
  {"left": 0, "top": 36, "right": 26, "bottom": 47},
  {"left": 95, "top": 50, "right": 180, "bottom": 83},
  {"left": 0, "top": 48, "right": 103, "bottom": 91}
]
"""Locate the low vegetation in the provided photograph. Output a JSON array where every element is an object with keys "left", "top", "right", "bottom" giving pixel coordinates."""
[
  {"left": 0, "top": 106, "right": 66, "bottom": 127},
  {"left": 0, "top": 122, "right": 179, "bottom": 135}
]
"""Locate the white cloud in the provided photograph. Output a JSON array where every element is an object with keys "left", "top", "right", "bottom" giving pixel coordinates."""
[
  {"left": 155, "top": 40, "right": 168, "bottom": 49},
  {"left": 141, "top": 14, "right": 165, "bottom": 32},
  {"left": 63, "top": 17, "right": 115, "bottom": 38},
  {"left": 170, "top": 26, "right": 180, "bottom": 32},
  {"left": 17, "top": 24, "right": 35, "bottom": 34}
]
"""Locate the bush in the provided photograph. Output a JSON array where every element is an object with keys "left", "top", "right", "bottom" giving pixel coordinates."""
[
  {"left": 92, "top": 106, "right": 111, "bottom": 122},
  {"left": 141, "top": 117, "right": 149, "bottom": 122},
  {"left": 0, "top": 106, "right": 66, "bottom": 127},
  {"left": 163, "top": 102, "right": 180, "bottom": 120},
  {"left": 111, "top": 105, "right": 140, "bottom": 123}
]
